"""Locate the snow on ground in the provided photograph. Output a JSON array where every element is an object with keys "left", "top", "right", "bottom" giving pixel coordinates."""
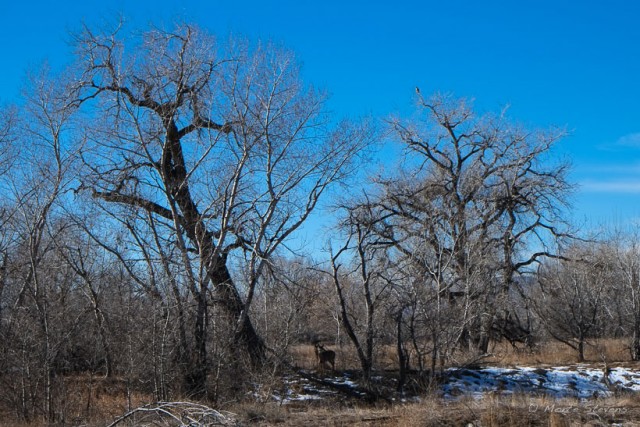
[
  {"left": 442, "top": 365, "right": 640, "bottom": 399},
  {"left": 275, "top": 365, "right": 640, "bottom": 403},
  {"left": 271, "top": 372, "right": 357, "bottom": 403}
]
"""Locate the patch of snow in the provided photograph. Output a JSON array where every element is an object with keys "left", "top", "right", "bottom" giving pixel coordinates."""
[
  {"left": 442, "top": 365, "right": 640, "bottom": 399},
  {"left": 269, "top": 365, "right": 640, "bottom": 404}
]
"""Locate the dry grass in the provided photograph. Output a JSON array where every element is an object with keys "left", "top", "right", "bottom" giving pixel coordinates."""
[
  {"left": 291, "top": 343, "right": 370, "bottom": 371},
  {"left": 292, "top": 338, "right": 633, "bottom": 373},
  {"left": 1, "top": 338, "right": 638, "bottom": 426},
  {"left": 6, "top": 395, "right": 640, "bottom": 427},
  {"left": 231, "top": 394, "right": 640, "bottom": 426},
  {"left": 484, "top": 338, "right": 631, "bottom": 366},
  {"left": 267, "top": 339, "right": 640, "bottom": 426},
  {"left": 3, "top": 377, "right": 640, "bottom": 426},
  {"left": 0, "top": 375, "right": 153, "bottom": 427}
]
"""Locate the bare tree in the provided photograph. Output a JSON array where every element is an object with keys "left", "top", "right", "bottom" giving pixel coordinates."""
[
  {"left": 71, "top": 23, "right": 370, "bottom": 395},
  {"left": 0, "top": 107, "right": 17, "bottom": 323},
  {"left": 380, "top": 93, "right": 572, "bottom": 354},
  {"left": 604, "top": 226, "right": 640, "bottom": 360},
  {"left": 329, "top": 203, "right": 392, "bottom": 384},
  {"left": 252, "top": 257, "right": 324, "bottom": 355},
  {"left": 533, "top": 244, "right": 613, "bottom": 361},
  {"left": 0, "top": 67, "right": 84, "bottom": 423},
  {"left": 0, "top": 106, "right": 17, "bottom": 178}
]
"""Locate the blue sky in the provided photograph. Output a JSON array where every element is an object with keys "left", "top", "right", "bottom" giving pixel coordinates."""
[{"left": 2, "top": 0, "right": 640, "bottom": 231}]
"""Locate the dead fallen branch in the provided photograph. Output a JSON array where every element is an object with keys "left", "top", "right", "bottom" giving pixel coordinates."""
[{"left": 106, "top": 401, "right": 239, "bottom": 426}]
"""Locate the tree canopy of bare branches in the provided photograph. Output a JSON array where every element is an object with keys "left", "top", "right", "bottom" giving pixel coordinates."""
[
  {"left": 70, "top": 22, "right": 371, "bottom": 396},
  {"left": 367, "top": 94, "right": 573, "bottom": 354}
]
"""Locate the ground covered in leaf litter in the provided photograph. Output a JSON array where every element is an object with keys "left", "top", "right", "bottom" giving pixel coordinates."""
[{"left": 275, "top": 365, "right": 640, "bottom": 403}]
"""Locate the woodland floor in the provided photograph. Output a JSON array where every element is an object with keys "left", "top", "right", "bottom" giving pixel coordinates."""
[{"left": 5, "top": 339, "right": 640, "bottom": 426}]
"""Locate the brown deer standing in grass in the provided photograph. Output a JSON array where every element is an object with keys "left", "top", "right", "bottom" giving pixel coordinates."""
[{"left": 314, "top": 343, "right": 336, "bottom": 372}]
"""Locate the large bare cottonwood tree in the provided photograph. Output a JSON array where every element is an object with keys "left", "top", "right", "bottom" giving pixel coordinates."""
[
  {"left": 377, "top": 93, "right": 573, "bottom": 355},
  {"left": 71, "top": 23, "right": 370, "bottom": 395}
]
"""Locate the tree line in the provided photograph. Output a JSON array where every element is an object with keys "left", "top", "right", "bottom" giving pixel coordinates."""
[{"left": 0, "top": 22, "right": 636, "bottom": 423}]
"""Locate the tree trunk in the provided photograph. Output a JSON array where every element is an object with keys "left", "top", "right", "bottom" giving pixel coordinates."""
[
  {"left": 395, "top": 311, "right": 409, "bottom": 393},
  {"left": 163, "top": 125, "right": 266, "bottom": 377},
  {"left": 209, "top": 261, "right": 266, "bottom": 366},
  {"left": 577, "top": 338, "right": 585, "bottom": 362},
  {"left": 332, "top": 266, "right": 372, "bottom": 383},
  {"left": 0, "top": 252, "right": 6, "bottom": 321},
  {"left": 476, "top": 312, "right": 493, "bottom": 354},
  {"left": 184, "top": 292, "right": 209, "bottom": 397},
  {"left": 632, "top": 314, "right": 640, "bottom": 361}
]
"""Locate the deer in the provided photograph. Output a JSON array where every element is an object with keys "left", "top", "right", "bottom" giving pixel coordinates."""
[{"left": 314, "top": 343, "right": 336, "bottom": 372}]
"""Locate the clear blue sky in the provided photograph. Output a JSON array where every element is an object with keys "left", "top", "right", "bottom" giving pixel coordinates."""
[{"left": 2, "top": 0, "right": 640, "bottom": 231}]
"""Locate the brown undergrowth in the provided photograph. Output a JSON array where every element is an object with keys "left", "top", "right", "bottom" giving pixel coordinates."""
[
  {"left": 2, "top": 338, "right": 639, "bottom": 426},
  {"left": 233, "top": 394, "right": 640, "bottom": 426},
  {"left": 0, "top": 375, "right": 151, "bottom": 427},
  {"left": 293, "top": 338, "right": 632, "bottom": 371},
  {"left": 3, "top": 377, "right": 640, "bottom": 426}
]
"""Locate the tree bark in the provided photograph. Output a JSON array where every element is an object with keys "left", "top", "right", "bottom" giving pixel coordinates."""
[
  {"left": 395, "top": 310, "right": 409, "bottom": 393},
  {"left": 632, "top": 315, "right": 640, "bottom": 361}
]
